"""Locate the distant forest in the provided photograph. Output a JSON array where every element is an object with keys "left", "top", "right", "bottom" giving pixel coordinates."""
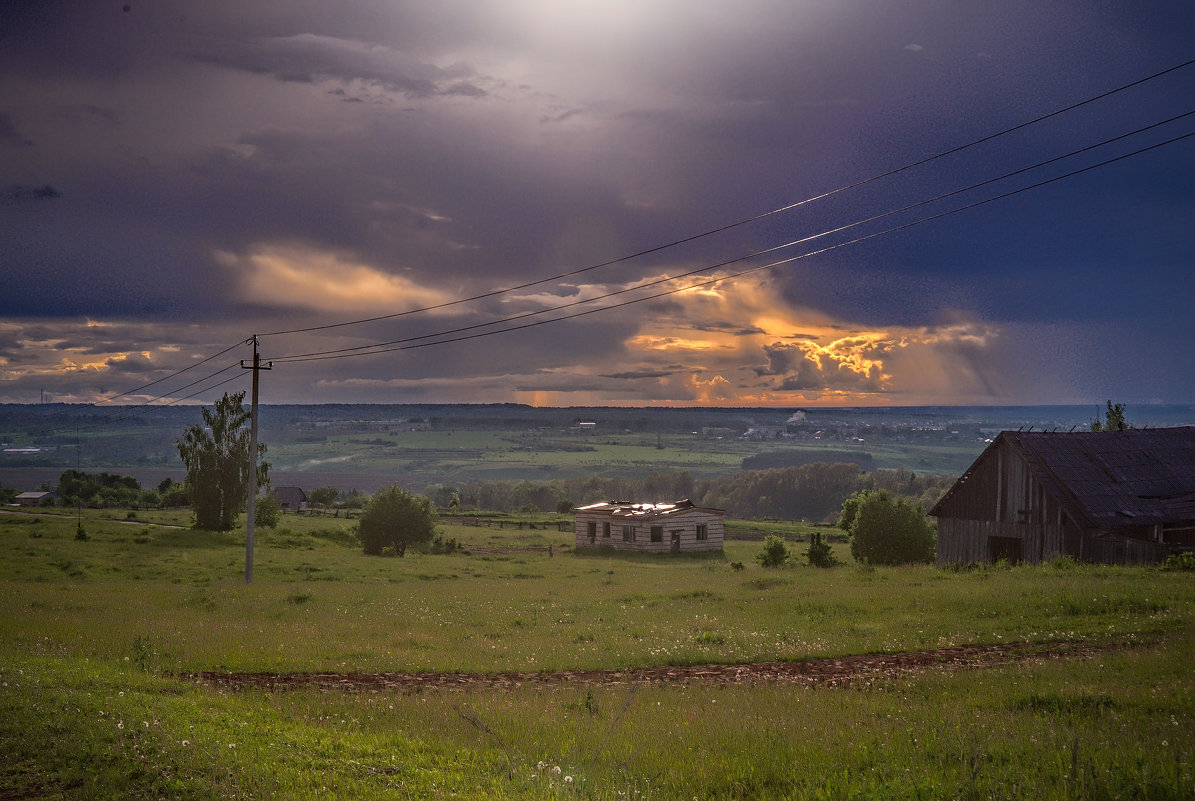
[{"left": 429, "top": 463, "right": 952, "bottom": 523}]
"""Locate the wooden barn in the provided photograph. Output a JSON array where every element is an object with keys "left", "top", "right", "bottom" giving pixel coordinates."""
[
  {"left": 574, "top": 499, "right": 724, "bottom": 553},
  {"left": 270, "top": 486, "right": 308, "bottom": 512},
  {"left": 931, "top": 427, "right": 1195, "bottom": 566}
]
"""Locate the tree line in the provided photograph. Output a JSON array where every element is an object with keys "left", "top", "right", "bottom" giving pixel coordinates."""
[{"left": 425, "top": 463, "right": 952, "bottom": 522}]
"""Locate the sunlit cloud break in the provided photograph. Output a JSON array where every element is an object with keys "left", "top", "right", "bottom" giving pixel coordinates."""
[{"left": 217, "top": 244, "right": 454, "bottom": 314}]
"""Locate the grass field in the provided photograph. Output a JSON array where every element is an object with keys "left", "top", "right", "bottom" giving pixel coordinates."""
[{"left": 1, "top": 508, "right": 1192, "bottom": 799}]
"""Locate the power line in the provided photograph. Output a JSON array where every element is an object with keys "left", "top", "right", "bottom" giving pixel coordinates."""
[
  {"left": 273, "top": 127, "right": 1195, "bottom": 363},
  {"left": 64, "top": 363, "right": 247, "bottom": 435},
  {"left": 83, "top": 340, "right": 248, "bottom": 409},
  {"left": 259, "top": 56, "right": 1195, "bottom": 339},
  {"left": 270, "top": 114, "right": 1195, "bottom": 364}
]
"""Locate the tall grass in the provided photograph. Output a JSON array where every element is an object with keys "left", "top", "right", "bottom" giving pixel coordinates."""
[{"left": 1, "top": 510, "right": 1192, "bottom": 798}]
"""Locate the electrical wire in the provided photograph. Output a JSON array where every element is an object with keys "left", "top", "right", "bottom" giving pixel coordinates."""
[
  {"left": 65, "top": 363, "right": 247, "bottom": 434},
  {"left": 270, "top": 114, "right": 1195, "bottom": 363},
  {"left": 274, "top": 127, "right": 1195, "bottom": 363},
  {"left": 84, "top": 339, "right": 248, "bottom": 409},
  {"left": 259, "top": 56, "right": 1195, "bottom": 339}
]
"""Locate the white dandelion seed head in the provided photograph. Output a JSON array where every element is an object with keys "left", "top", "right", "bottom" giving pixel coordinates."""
[{"left": 551, "top": 765, "right": 562, "bottom": 776}]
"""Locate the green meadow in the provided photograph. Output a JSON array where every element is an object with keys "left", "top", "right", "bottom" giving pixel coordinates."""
[{"left": 1, "top": 509, "right": 1192, "bottom": 799}]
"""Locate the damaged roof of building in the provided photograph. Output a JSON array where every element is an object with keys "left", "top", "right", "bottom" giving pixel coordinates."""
[{"left": 574, "top": 499, "right": 723, "bottom": 520}]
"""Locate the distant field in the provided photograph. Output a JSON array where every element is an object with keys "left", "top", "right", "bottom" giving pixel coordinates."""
[
  {"left": 1, "top": 404, "right": 1006, "bottom": 495},
  {"left": 1, "top": 509, "right": 1191, "bottom": 798}
]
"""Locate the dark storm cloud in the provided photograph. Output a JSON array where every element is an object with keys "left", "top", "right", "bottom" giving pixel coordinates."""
[
  {"left": 0, "top": 1, "right": 1192, "bottom": 405},
  {"left": 690, "top": 322, "right": 770, "bottom": 337},
  {"left": 4, "top": 184, "right": 61, "bottom": 200},
  {"left": 0, "top": 114, "right": 33, "bottom": 146},
  {"left": 190, "top": 33, "right": 486, "bottom": 99},
  {"left": 601, "top": 370, "right": 679, "bottom": 381}
]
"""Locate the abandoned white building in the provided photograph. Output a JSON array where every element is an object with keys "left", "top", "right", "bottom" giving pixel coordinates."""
[{"left": 573, "top": 499, "right": 725, "bottom": 553}]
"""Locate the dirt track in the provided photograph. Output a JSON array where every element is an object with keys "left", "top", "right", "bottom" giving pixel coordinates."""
[{"left": 191, "top": 640, "right": 1109, "bottom": 693}]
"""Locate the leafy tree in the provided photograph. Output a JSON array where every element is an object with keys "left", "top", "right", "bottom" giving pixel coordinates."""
[
  {"left": 757, "top": 534, "right": 791, "bottom": 567},
  {"left": 308, "top": 486, "right": 340, "bottom": 508},
  {"left": 839, "top": 489, "right": 935, "bottom": 565},
  {"left": 56, "top": 470, "right": 141, "bottom": 508},
  {"left": 176, "top": 391, "right": 268, "bottom": 531},
  {"left": 357, "top": 485, "right": 437, "bottom": 556},
  {"left": 1090, "top": 401, "right": 1131, "bottom": 432},
  {"left": 161, "top": 482, "right": 191, "bottom": 508}
]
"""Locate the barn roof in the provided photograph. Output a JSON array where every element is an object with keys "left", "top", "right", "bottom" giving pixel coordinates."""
[
  {"left": 271, "top": 486, "right": 308, "bottom": 507},
  {"left": 933, "top": 426, "right": 1195, "bottom": 528},
  {"left": 574, "top": 499, "right": 723, "bottom": 520}
]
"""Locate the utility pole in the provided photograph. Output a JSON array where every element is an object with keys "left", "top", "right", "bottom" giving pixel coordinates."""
[{"left": 241, "top": 336, "right": 271, "bottom": 584}]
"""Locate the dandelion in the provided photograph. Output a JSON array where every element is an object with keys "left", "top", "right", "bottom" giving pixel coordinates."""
[
  {"left": 117, "top": 721, "right": 124, "bottom": 730},
  {"left": 551, "top": 765, "right": 562, "bottom": 777},
  {"left": 564, "top": 775, "right": 574, "bottom": 784},
  {"left": 181, "top": 740, "right": 190, "bottom": 747}
]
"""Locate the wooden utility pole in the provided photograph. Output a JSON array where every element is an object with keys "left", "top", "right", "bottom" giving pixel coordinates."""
[{"left": 241, "top": 336, "right": 271, "bottom": 584}]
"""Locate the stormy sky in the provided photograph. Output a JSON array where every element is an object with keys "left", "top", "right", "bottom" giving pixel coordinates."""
[{"left": 2, "top": 1, "right": 1193, "bottom": 407}]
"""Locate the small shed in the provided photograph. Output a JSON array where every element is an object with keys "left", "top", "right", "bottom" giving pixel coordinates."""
[
  {"left": 574, "top": 499, "right": 724, "bottom": 553},
  {"left": 16, "top": 491, "right": 55, "bottom": 507},
  {"left": 931, "top": 427, "right": 1195, "bottom": 566},
  {"left": 271, "top": 486, "right": 308, "bottom": 512}
]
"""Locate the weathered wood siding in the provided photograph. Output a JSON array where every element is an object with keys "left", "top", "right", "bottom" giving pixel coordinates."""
[
  {"left": 1079, "top": 536, "right": 1170, "bottom": 565},
  {"left": 934, "top": 437, "right": 1176, "bottom": 566},
  {"left": 936, "top": 519, "right": 1065, "bottom": 565},
  {"left": 574, "top": 509, "right": 724, "bottom": 553}
]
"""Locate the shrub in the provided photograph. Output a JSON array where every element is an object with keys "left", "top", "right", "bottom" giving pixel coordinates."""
[
  {"left": 757, "top": 534, "right": 791, "bottom": 567},
  {"left": 254, "top": 492, "right": 282, "bottom": 529},
  {"left": 357, "top": 485, "right": 437, "bottom": 556},
  {"left": 805, "top": 531, "right": 837, "bottom": 568},
  {"left": 1161, "top": 551, "right": 1195, "bottom": 571},
  {"left": 429, "top": 534, "right": 463, "bottom": 554},
  {"left": 839, "top": 489, "right": 935, "bottom": 565}
]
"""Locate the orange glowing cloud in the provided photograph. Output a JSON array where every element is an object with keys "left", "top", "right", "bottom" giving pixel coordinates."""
[
  {"left": 218, "top": 244, "right": 453, "bottom": 313},
  {"left": 597, "top": 272, "right": 1004, "bottom": 405}
]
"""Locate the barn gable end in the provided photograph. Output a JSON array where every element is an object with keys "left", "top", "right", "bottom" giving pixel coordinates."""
[{"left": 931, "top": 427, "right": 1195, "bottom": 566}]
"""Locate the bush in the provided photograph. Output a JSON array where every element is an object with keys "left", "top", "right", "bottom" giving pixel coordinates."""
[
  {"left": 254, "top": 493, "right": 282, "bottom": 529},
  {"left": 839, "top": 489, "right": 935, "bottom": 565},
  {"left": 1161, "top": 551, "right": 1195, "bottom": 571},
  {"left": 757, "top": 534, "right": 791, "bottom": 567},
  {"left": 429, "top": 534, "right": 463, "bottom": 554},
  {"left": 805, "top": 531, "right": 837, "bottom": 568},
  {"left": 357, "top": 485, "right": 437, "bottom": 557}
]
